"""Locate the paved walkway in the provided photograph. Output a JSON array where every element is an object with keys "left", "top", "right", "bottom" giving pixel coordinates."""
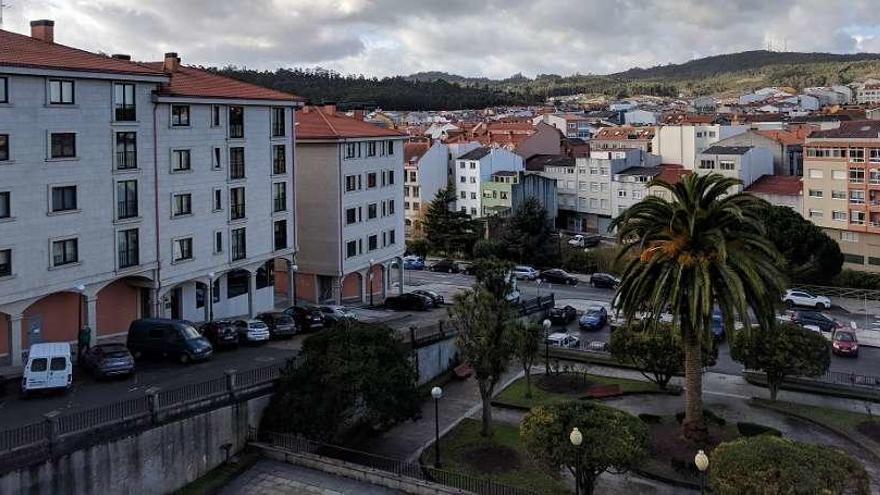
[{"left": 220, "top": 459, "right": 403, "bottom": 495}]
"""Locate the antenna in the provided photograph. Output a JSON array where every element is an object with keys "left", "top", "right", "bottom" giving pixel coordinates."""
[{"left": 0, "top": 2, "right": 11, "bottom": 29}]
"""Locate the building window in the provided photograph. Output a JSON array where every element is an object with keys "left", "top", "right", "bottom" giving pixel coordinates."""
[
  {"left": 850, "top": 168, "right": 865, "bottom": 183},
  {"left": 270, "top": 219, "right": 288, "bottom": 252},
  {"left": 850, "top": 190, "right": 865, "bottom": 204},
  {"left": 870, "top": 149, "right": 880, "bottom": 163},
  {"left": 346, "top": 240, "right": 357, "bottom": 258},
  {"left": 113, "top": 83, "right": 136, "bottom": 121},
  {"left": 0, "top": 134, "right": 7, "bottom": 161},
  {"left": 172, "top": 237, "right": 194, "bottom": 263},
  {"left": 843, "top": 253, "right": 865, "bottom": 265},
  {"left": 228, "top": 106, "right": 244, "bottom": 138},
  {"left": 48, "top": 79, "right": 74, "bottom": 104},
  {"left": 618, "top": 190, "right": 627, "bottom": 197},
  {"left": 367, "top": 141, "right": 377, "bottom": 157},
  {"left": 271, "top": 107, "right": 285, "bottom": 137},
  {"left": 719, "top": 161, "right": 735, "bottom": 170},
  {"left": 840, "top": 231, "right": 859, "bottom": 242},
  {"left": 214, "top": 231, "right": 223, "bottom": 254},
  {"left": 367, "top": 203, "right": 377, "bottom": 219},
  {"left": 346, "top": 207, "right": 359, "bottom": 225},
  {"left": 851, "top": 210, "right": 866, "bottom": 224},
  {"left": 171, "top": 149, "right": 191, "bottom": 172},
  {"left": 211, "top": 105, "right": 222, "bottom": 127},
  {"left": 51, "top": 185, "right": 77, "bottom": 212},
  {"left": 116, "top": 180, "right": 138, "bottom": 219},
  {"left": 52, "top": 238, "right": 78, "bottom": 266},
  {"left": 172, "top": 193, "right": 192, "bottom": 217},
  {"left": 229, "top": 147, "right": 245, "bottom": 179},
  {"left": 272, "top": 145, "right": 286, "bottom": 174},
  {"left": 367, "top": 172, "right": 377, "bottom": 188},
  {"left": 171, "top": 105, "right": 190, "bottom": 126},
  {"left": 832, "top": 190, "right": 847, "bottom": 200},
  {"left": 808, "top": 189, "right": 823, "bottom": 198},
  {"left": 808, "top": 209, "right": 823, "bottom": 219},
  {"left": 850, "top": 148, "right": 865, "bottom": 163},
  {"left": 230, "top": 187, "right": 246, "bottom": 220},
  {"left": 699, "top": 159, "right": 715, "bottom": 170},
  {"left": 115, "top": 132, "right": 137, "bottom": 169},
  {"left": 832, "top": 170, "right": 846, "bottom": 180},
  {"left": 832, "top": 210, "right": 847, "bottom": 221},
  {"left": 345, "top": 143, "right": 358, "bottom": 159},
  {"left": 0, "top": 191, "right": 8, "bottom": 219},
  {"left": 273, "top": 182, "right": 287, "bottom": 212},
  {"left": 118, "top": 229, "right": 139, "bottom": 269},
  {"left": 808, "top": 169, "right": 824, "bottom": 179},
  {"left": 227, "top": 270, "right": 249, "bottom": 298},
  {"left": 388, "top": 199, "right": 395, "bottom": 215},
  {"left": 0, "top": 77, "right": 7, "bottom": 103},
  {"left": 368, "top": 234, "right": 378, "bottom": 251},
  {"left": 460, "top": 176, "right": 466, "bottom": 183},
  {"left": 231, "top": 228, "right": 247, "bottom": 261},
  {"left": 212, "top": 147, "right": 222, "bottom": 170},
  {"left": 471, "top": 192, "right": 477, "bottom": 200},
  {"left": 460, "top": 191, "right": 466, "bottom": 199},
  {"left": 388, "top": 229, "right": 396, "bottom": 245},
  {"left": 388, "top": 170, "right": 395, "bottom": 185},
  {"left": 0, "top": 249, "right": 10, "bottom": 277},
  {"left": 345, "top": 175, "right": 360, "bottom": 192},
  {"left": 413, "top": 202, "right": 420, "bottom": 211},
  {"left": 212, "top": 188, "right": 223, "bottom": 212},
  {"left": 50, "top": 133, "right": 76, "bottom": 158},
  {"left": 387, "top": 140, "right": 394, "bottom": 155}
]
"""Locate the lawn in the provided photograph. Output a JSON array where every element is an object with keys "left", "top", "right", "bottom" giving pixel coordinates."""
[
  {"left": 420, "top": 418, "right": 569, "bottom": 495},
  {"left": 493, "top": 372, "right": 670, "bottom": 410}
]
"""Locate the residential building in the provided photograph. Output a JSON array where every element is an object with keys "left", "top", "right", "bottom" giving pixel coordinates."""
[
  {"left": 695, "top": 146, "right": 774, "bottom": 191},
  {"left": 591, "top": 126, "right": 655, "bottom": 153},
  {"left": 856, "top": 82, "right": 880, "bottom": 105},
  {"left": 744, "top": 175, "right": 803, "bottom": 212},
  {"left": 481, "top": 171, "right": 519, "bottom": 217},
  {"left": 802, "top": 121, "right": 880, "bottom": 273},
  {"left": 713, "top": 127, "right": 812, "bottom": 176},
  {"left": 295, "top": 104, "right": 407, "bottom": 304},
  {"left": 454, "top": 146, "right": 524, "bottom": 217},
  {"left": 403, "top": 141, "right": 447, "bottom": 238},
  {"left": 652, "top": 124, "right": 748, "bottom": 169},
  {"left": 611, "top": 166, "right": 661, "bottom": 217},
  {"left": 514, "top": 122, "right": 562, "bottom": 160},
  {"left": 532, "top": 113, "right": 593, "bottom": 139},
  {"left": 624, "top": 109, "right": 659, "bottom": 125}
]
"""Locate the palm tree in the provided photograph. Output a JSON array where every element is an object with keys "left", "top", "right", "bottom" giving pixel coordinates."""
[{"left": 610, "top": 173, "right": 786, "bottom": 442}]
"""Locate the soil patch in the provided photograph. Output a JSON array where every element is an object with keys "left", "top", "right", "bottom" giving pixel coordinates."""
[
  {"left": 536, "top": 372, "right": 594, "bottom": 395},
  {"left": 856, "top": 420, "right": 880, "bottom": 442},
  {"left": 646, "top": 419, "right": 738, "bottom": 479},
  {"left": 460, "top": 445, "right": 522, "bottom": 474}
]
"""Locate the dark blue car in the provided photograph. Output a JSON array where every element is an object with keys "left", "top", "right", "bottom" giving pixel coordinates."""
[
  {"left": 403, "top": 257, "right": 425, "bottom": 270},
  {"left": 578, "top": 306, "right": 608, "bottom": 331},
  {"left": 711, "top": 310, "right": 725, "bottom": 341}
]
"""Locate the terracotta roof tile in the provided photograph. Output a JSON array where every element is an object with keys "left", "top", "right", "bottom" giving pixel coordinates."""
[
  {"left": 142, "top": 63, "right": 300, "bottom": 101},
  {"left": 0, "top": 28, "right": 163, "bottom": 76},
  {"left": 404, "top": 142, "right": 430, "bottom": 164},
  {"left": 753, "top": 128, "right": 811, "bottom": 146},
  {"left": 745, "top": 175, "right": 802, "bottom": 196},
  {"left": 655, "top": 164, "right": 692, "bottom": 185},
  {"left": 592, "top": 126, "right": 655, "bottom": 141},
  {"left": 297, "top": 106, "right": 406, "bottom": 140},
  {"left": 808, "top": 120, "right": 880, "bottom": 140}
]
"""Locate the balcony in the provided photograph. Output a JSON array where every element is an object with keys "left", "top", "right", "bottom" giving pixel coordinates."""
[{"left": 116, "top": 151, "right": 137, "bottom": 170}]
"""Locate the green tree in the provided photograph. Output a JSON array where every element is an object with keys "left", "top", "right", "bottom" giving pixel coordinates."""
[
  {"left": 473, "top": 257, "right": 515, "bottom": 301},
  {"left": 405, "top": 238, "right": 430, "bottom": 259},
  {"left": 710, "top": 436, "right": 870, "bottom": 495},
  {"left": 759, "top": 203, "right": 843, "bottom": 283},
  {"left": 512, "top": 321, "right": 542, "bottom": 398},
  {"left": 520, "top": 402, "right": 648, "bottom": 495},
  {"left": 260, "top": 322, "right": 421, "bottom": 442},
  {"left": 472, "top": 238, "right": 506, "bottom": 260},
  {"left": 501, "top": 197, "right": 557, "bottom": 266},
  {"left": 423, "top": 188, "right": 482, "bottom": 256},
  {"left": 449, "top": 287, "right": 516, "bottom": 437},
  {"left": 610, "top": 173, "right": 786, "bottom": 442},
  {"left": 610, "top": 322, "right": 683, "bottom": 390},
  {"left": 730, "top": 322, "right": 831, "bottom": 401}
]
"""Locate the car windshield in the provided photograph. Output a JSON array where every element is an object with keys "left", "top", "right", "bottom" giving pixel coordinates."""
[
  {"left": 836, "top": 332, "right": 855, "bottom": 342},
  {"left": 181, "top": 325, "right": 201, "bottom": 340},
  {"left": 251, "top": 322, "right": 268, "bottom": 329},
  {"left": 276, "top": 315, "right": 293, "bottom": 323}
]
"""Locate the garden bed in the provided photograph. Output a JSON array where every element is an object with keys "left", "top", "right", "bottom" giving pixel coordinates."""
[{"left": 493, "top": 372, "right": 675, "bottom": 410}]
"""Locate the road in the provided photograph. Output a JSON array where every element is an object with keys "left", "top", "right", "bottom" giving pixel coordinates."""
[{"left": 404, "top": 270, "right": 880, "bottom": 378}]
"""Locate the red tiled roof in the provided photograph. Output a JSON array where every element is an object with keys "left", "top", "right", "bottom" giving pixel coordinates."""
[
  {"left": 655, "top": 164, "right": 692, "bottom": 185},
  {"left": 297, "top": 106, "right": 406, "bottom": 140},
  {"left": 592, "top": 126, "right": 655, "bottom": 141},
  {"left": 0, "top": 28, "right": 163, "bottom": 76},
  {"left": 753, "top": 128, "right": 811, "bottom": 146},
  {"left": 745, "top": 175, "right": 802, "bottom": 196},
  {"left": 142, "top": 63, "right": 300, "bottom": 101},
  {"left": 404, "top": 142, "right": 430, "bottom": 164}
]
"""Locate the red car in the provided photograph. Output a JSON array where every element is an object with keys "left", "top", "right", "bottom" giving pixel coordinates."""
[{"left": 831, "top": 330, "right": 859, "bottom": 357}]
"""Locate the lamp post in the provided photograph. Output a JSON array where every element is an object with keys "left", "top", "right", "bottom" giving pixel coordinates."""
[
  {"left": 694, "top": 449, "right": 709, "bottom": 495},
  {"left": 368, "top": 259, "right": 375, "bottom": 307},
  {"left": 543, "top": 318, "right": 551, "bottom": 375},
  {"left": 75, "top": 284, "right": 86, "bottom": 330},
  {"left": 431, "top": 386, "right": 443, "bottom": 468},
  {"left": 291, "top": 264, "right": 298, "bottom": 307},
  {"left": 570, "top": 427, "right": 583, "bottom": 495},
  {"left": 207, "top": 272, "right": 215, "bottom": 321}
]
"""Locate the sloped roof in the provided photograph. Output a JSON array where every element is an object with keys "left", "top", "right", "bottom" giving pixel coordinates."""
[
  {"left": 525, "top": 154, "right": 574, "bottom": 171},
  {"left": 404, "top": 142, "right": 431, "bottom": 164},
  {"left": 297, "top": 106, "right": 406, "bottom": 140},
  {"left": 458, "top": 147, "right": 492, "bottom": 161},
  {"left": 592, "top": 126, "right": 655, "bottom": 141},
  {"left": 142, "top": 63, "right": 300, "bottom": 101},
  {"left": 809, "top": 120, "right": 880, "bottom": 139},
  {"left": 655, "top": 165, "right": 692, "bottom": 185},
  {"left": 702, "top": 146, "right": 752, "bottom": 155},
  {"left": 0, "top": 28, "right": 163, "bottom": 76},
  {"left": 745, "top": 175, "right": 803, "bottom": 196},
  {"left": 617, "top": 166, "right": 661, "bottom": 177},
  {"left": 753, "top": 128, "right": 811, "bottom": 146}
]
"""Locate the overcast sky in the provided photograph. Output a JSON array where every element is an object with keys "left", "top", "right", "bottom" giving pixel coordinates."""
[{"left": 5, "top": 0, "right": 880, "bottom": 78}]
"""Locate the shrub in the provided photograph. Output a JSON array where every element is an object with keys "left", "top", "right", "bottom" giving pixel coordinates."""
[
  {"left": 675, "top": 409, "right": 726, "bottom": 426},
  {"left": 736, "top": 422, "right": 782, "bottom": 438},
  {"left": 710, "top": 436, "right": 870, "bottom": 495},
  {"left": 638, "top": 413, "right": 662, "bottom": 424},
  {"left": 833, "top": 269, "right": 880, "bottom": 291},
  {"left": 563, "top": 249, "right": 597, "bottom": 274}
]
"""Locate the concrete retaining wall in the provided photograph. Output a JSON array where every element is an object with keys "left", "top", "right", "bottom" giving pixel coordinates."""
[
  {"left": 415, "top": 338, "right": 458, "bottom": 385},
  {"left": 0, "top": 396, "right": 271, "bottom": 494}
]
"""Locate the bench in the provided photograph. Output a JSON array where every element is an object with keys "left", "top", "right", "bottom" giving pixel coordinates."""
[
  {"left": 454, "top": 363, "right": 474, "bottom": 379},
  {"left": 585, "top": 384, "right": 622, "bottom": 399}
]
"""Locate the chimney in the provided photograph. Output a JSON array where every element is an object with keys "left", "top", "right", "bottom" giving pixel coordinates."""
[
  {"left": 353, "top": 109, "right": 365, "bottom": 121},
  {"left": 320, "top": 102, "right": 337, "bottom": 116},
  {"left": 163, "top": 52, "right": 180, "bottom": 73},
  {"left": 30, "top": 20, "right": 55, "bottom": 43},
  {"left": 111, "top": 54, "right": 131, "bottom": 61}
]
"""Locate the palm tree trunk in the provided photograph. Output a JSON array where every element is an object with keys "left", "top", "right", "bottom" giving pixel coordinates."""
[{"left": 683, "top": 333, "right": 708, "bottom": 443}]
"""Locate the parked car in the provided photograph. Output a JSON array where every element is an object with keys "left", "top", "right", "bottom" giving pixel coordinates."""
[
  {"left": 548, "top": 305, "right": 578, "bottom": 326},
  {"left": 512, "top": 265, "right": 540, "bottom": 280},
  {"left": 21, "top": 343, "right": 72, "bottom": 396},
  {"left": 233, "top": 319, "right": 271, "bottom": 344},
  {"left": 316, "top": 305, "right": 358, "bottom": 324},
  {"left": 412, "top": 290, "right": 444, "bottom": 306},
  {"left": 540, "top": 269, "right": 579, "bottom": 286},
  {"left": 385, "top": 292, "right": 432, "bottom": 311},
  {"left": 127, "top": 318, "right": 213, "bottom": 364},
  {"left": 199, "top": 320, "right": 239, "bottom": 349},
  {"left": 82, "top": 343, "right": 135, "bottom": 379},
  {"left": 791, "top": 310, "right": 842, "bottom": 333},
  {"left": 546, "top": 332, "right": 581, "bottom": 349},
  {"left": 711, "top": 310, "right": 725, "bottom": 341},
  {"left": 832, "top": 329, "right": 859, "bottom": 357},
  {"left": 256, "top": 312, "right": 299, "bottom": 338},
  {"left": 782, "top": 289, "right": 831, "bottom": 310},
  {"left": 589, "top": 273, "right": 619, "bottom": 289},
  {"left": 567, "top": 234, "right": 601, "bottom": 248},
  {"left": 459, "top": 262, "right": 478, "bottom": 275},
  {"left": 403, "top": 257, "right": 426, "bottom": 270},
  {"left": 285, "top": 305, "right": 326, "bottom": 331},
  {"left": 429, "top": 259, "right": 461, "bottom": 273},
  {"left": 579, "top": 306, "right": 608, "bottom": 331}
]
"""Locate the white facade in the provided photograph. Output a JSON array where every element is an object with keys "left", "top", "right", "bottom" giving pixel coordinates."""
[
  {"left": 695, "top": 147, "right": 774, "bottom": 191},
  {"left": 651, "top": 124, "right": 748, "bottom": 169},
  {"left": 611, "top": 168, "right": 658, "bottom": 217},
  {"left": 624, "top": 109, "right": 658, "bottom": 125},
  {"left": 454, "top": 147, "right": 524, "bottom": 217}
]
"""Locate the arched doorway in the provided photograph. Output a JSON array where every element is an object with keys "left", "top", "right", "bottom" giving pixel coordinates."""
[
  {"left": 95, "top": 276, "right": 153, "bottom": 339},
  {"left": 20, "top": 291, "right": 83, "bottom": 350},
  {"left": 341, "top": 272, "right": 364, "bottom": 304},
  {"left": 367, "top": 264, "right": 384, "bottom": 304}
]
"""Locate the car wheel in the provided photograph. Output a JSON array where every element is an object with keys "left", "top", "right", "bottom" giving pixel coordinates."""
[
  {"left": 815, "top": 303, "right": 825, "bottom": 310},
  {"left": 132, "top": 350, "right": 143, "bottom": 360},
  {"left": 590, "top": 281, "right": 595, "bottom": 287},
  {"left": 179, "top": 353, "right": 190, "bottom": 364},
  {"left": 448, "top": 268, "right": 453, "bottom": 273}
]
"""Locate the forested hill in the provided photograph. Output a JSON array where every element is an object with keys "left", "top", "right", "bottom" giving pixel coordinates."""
[{"left": 215, "top": 50, "right": 880, "bottom": 110}]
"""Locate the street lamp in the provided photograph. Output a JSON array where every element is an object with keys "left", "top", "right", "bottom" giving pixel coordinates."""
[
  {"left": 291, "top": 264, "right": 298, "bottom": 306},
  {"left": 570, "top": 427, "right": 583, "bottom": 495},
  {"left": 368, "top": 259, "right": 376, "bottom": 307},
  {"left": 694, "top": 449, "right": 709, "bottom": 495},
  {"left": 74, "top": 284, "right": 86, "bottom": 330},
  {"left": 207, "top": 272, "right": 215, "bottom": 321},
  {"left": 543, "top": 318, "right": 551, "bottom": 375},
  {"left": 431, "top": 386, "right": 443, "bottom": 468}
]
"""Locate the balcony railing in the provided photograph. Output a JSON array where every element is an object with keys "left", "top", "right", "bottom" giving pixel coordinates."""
[
  {"left": 228, "top": 124, "right": 244, "bottom": 139},
  {"left": 230, "top": 162, "right": 245, "bottom": 180},
  {"left": 114, "top": 106, "right": 136, "bottom": 122},
  {"left": 118, "top": 248, "right": 139, "bottom": 269},
  {"left": 116, "top": 151, "right": 137, "bottom": 169},
  {"left": 273, "top": 197, "right": 286, "bottom": 213},
  {"left": 230, "top": 204, "right": 245, "bottom": 220},
  {"left": 117, "top": 199, "right": 138, "bottom": 219}
]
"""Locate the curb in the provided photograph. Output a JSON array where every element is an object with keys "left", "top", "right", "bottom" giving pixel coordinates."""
[
  {"left": 743, "top": 373, "right": 880, "bottom": 403},
  {"left": 632, "top": 466, "right": 702, "bottom": 491}
]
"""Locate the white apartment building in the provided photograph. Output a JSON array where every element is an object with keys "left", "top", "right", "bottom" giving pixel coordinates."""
[
  {"left": 611, "top": 166, "right": 661, "bottom": 217},
  {"left": 454, "top": 146, "right": 524, "bottom": 217},
  {"left": 695, "top": 146, "right": 774, "bottom": 192},
  {"left": 295, "top": 105, "right": 407, "bottom": 305},
  {"left": 404, "top": 141, "right": 452, "bottom": 238},
  {"left": 0, "top": 22, "right": 301, "bottom": 365},
  {"left": 652, "top": 124, "right": 748, "bottom": 169}
]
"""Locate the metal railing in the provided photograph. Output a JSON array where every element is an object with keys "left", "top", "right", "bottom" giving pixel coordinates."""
[
  {"left": 263, "top": 431, "right": 538, "bottom": 495},
  {"left": 790, "top": 284, "right": 880, "bottom": 302}
]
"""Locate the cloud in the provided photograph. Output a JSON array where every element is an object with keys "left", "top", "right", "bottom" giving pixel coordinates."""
[{"left": 4, "top": 0, "right": 880, "bottom": 78}]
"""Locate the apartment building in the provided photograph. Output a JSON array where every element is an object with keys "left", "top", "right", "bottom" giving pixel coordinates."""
[
  {"left": 404, "top": 141, "right": 451, "bottom": 238},
  {"left": 856, "top": 82, "right": 880, "bottom": 105},
  {"left": 454, "top": 146, "right": 524, "bottom": 218},
  {"left": 695, "top": 146, "right": 773, "bottom": 192},
  {"left": 532, "top": 113, "right": 593, "bottom": 139},
  {"left": 744, "top": 175, "right": 803, "bottom": 212},
  {"left": 803, "top": 121, "right": 880, "bottom": 273},
  {"left": 295, "top": 105, "right": 407, "bottom": 305},
  {"left": 611, "top": 166, "right": 661, "bottom": 217},
  {"left": 712, "top": 127, "right": 811, "bottom": 176},
  {"left": 0, "top": 22, "right": 301, "bottom": 365},
  {"left": 652, "top": 124, "right": 748, "bottom": 169},
  {"left": 591, "top": 126, "right": 655, "bottom": 153}
]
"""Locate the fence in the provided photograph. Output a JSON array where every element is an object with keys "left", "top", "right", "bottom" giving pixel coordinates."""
[
  {"left": 791, "top": 284, "right": 880, "bottom": 303},
  {"left": 262, "top": 431, "right": 538, "bottom": 495},
  {"left": 0, "top": 363, "right": 282, "bottom": 472}
]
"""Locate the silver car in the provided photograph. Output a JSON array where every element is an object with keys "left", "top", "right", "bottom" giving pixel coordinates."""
[{"left": 233, "top": 319, "right": 271, "bottom": 344}]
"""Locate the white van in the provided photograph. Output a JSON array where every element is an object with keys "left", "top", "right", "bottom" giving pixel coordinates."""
[{"left": 22, "top": 343, "right": 73, "bottom": 395}]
